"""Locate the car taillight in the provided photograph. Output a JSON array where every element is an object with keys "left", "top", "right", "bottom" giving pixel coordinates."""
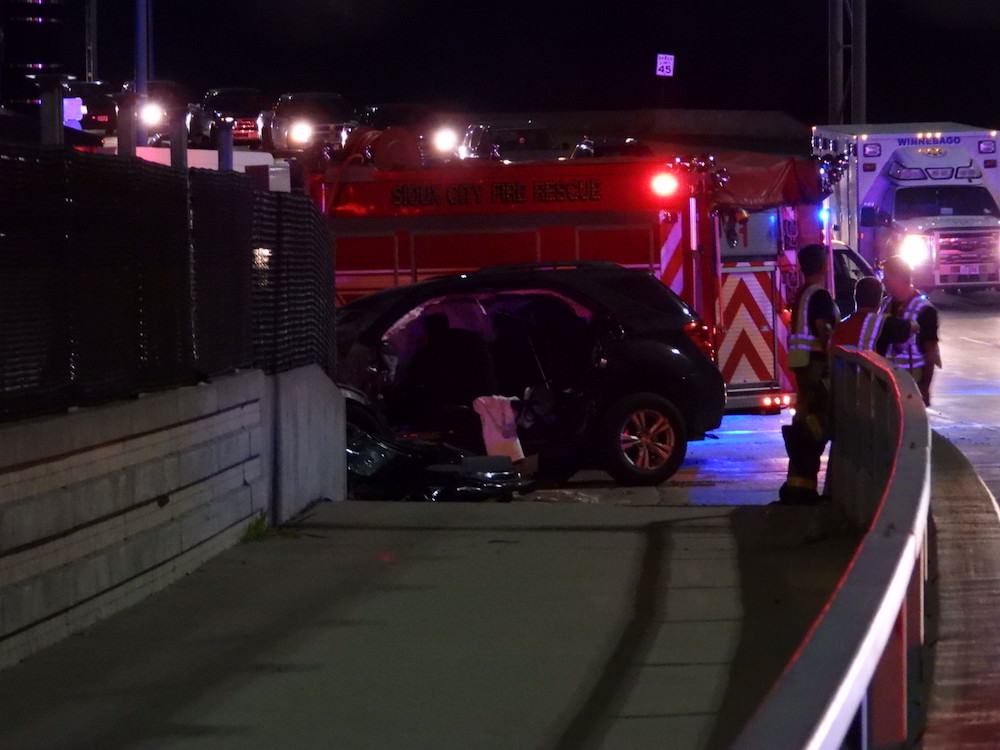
[{"left": 683, "top": 320, "right": 716, "bottom": 362}]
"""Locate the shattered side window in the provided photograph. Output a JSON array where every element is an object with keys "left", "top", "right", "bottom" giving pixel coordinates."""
[
  {"left": 485, "top": 289, "right": 596, "bottom": 393},
  {"left": 381, "top": 295, "right": 493, "bottom": 384}
]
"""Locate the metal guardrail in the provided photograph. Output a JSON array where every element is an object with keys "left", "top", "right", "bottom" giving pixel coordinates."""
[{"left": 733, "top": 346, "right": 931, "bottom": 749}]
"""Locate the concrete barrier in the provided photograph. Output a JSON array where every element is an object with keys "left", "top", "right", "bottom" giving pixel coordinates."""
[
  {"left": 733, "top": 346, "right": 931, "bottom": 749},
  {"left": 0, "top": 365, "right": 344, "bottom": 669}
]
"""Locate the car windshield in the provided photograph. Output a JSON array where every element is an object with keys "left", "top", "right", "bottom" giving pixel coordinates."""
[
  {"left": 67, "top": 82, "right": 115, "bottom": 97},
  {"left": 494, "top": 129, "right": 552, "bottom": 151},
  {"left": 209, "top": 90, "right": 264, "bottom": 111},
  {"left": 277, "top": 95, "right": 352, "bottom": 121},
  {"left": 894, "top": 186, "right": 1000, "bottom": 220},
  {"left": 367, "top": 105, "right": 435, "bottom": 131}
]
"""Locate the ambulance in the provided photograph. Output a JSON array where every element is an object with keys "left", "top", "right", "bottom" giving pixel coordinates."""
[{"left": 812, "top": 122, "right": 1000, "bottom": 290}]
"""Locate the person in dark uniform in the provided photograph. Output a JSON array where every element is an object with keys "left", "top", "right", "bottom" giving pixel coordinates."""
[
  {"left": 779, "top": 243, "right": 838, "bottom": 505},
  {"left": 830, "top": 275, "right": 913, "bottom": 355},
  {"left": 880, "top": 256, "right": 940, "bottom": 407}
]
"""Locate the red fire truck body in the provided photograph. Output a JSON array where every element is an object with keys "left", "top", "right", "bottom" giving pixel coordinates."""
[{"left": 310, "top": 152, "right": 827, "bottom": 411}]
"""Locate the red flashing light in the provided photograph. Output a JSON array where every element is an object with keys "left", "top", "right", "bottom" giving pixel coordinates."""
[{"left": 651, "top": 172, "right": 679, "bottom": 197}]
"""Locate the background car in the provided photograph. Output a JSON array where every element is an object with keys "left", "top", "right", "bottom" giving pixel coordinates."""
[
  {"left": 64, "top": 80, "right": 118, "bottom": 136},
  {"left": 457, "top": 120, "right": 565, "bottom": 162},
  {"left": 188, "top": 87, "right": 266, "bottom": 148},
  {"left": 259, "top": 91, "right": 355, "bottom": 154},
  {"left": 337, "top": 262, "right": 726, "bottom": 485},
  {"left": 355, "top": 102, "right": 464, "bottom": 164},
  {"left": 121, "top": 79, "right": 190, "bottom": 146},
  {"left": 570, "top": 136, "right": 654, "bottom": 159}
]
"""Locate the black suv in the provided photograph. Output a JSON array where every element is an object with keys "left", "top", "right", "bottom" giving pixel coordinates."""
[{"left": 337, "top": 262, "right": 726, "bottom": 486}]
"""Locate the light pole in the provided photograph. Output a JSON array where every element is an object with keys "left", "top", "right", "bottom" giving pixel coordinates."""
[
  {"left": 828, "top": 0, "right": 867, "bottom": 124},
  {"left": 134, "top": 0, "right": 151, "bottom": 147},
  {"left": 85, "top": 0, "right": 97, "bottom": 82}
]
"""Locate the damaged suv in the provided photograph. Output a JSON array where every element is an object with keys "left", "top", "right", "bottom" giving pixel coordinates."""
[{"left": 336, "top": 262, "right": 726, "bottom": 486}]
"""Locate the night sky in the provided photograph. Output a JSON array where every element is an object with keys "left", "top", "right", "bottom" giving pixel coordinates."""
[{"left": 81, "top": 0, "right": 1000, "bottom": 127}]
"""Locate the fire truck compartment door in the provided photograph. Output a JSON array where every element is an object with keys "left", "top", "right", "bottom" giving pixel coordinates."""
[{"left": 718, "top": 262, "right": 780, "bottom": 389}]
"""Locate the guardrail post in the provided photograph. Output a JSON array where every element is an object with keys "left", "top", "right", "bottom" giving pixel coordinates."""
[
  {"left": 908, "top": 549, "right": 924, "bottom": 651},
  {"left": 869, "top": 603, "right": 908, "bottom": 748}
]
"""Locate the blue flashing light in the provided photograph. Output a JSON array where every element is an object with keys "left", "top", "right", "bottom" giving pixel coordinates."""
[{"left": 818, "top": 207, "right": 830, "bottom": 224}]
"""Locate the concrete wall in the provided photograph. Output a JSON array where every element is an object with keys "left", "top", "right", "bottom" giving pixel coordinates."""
[
  {"left": 271, "top": 365, "right": 346, "bottom": 523},
  {"left": 0, "top": 365, "right": 344, "bottom": 669}
]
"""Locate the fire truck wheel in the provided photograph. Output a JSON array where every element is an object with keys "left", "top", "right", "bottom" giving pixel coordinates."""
[{"left": 600, "top": 393, "right": 687, "bottom": 486}]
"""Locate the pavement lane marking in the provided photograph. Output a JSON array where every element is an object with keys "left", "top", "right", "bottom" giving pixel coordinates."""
[{"left": 959, "top": 336, "right": 999, "bottom": 347}]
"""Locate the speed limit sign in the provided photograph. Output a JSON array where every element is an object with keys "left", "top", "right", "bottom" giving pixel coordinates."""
[{"left": 655, "top": 54, "right": 675, "bottom": 77}]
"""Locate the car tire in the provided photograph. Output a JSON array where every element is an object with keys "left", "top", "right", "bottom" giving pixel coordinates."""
[{"left": 599, "top": 393, "right": 687, "bottom": 486}]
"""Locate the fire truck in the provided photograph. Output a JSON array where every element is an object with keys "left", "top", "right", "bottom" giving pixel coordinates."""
[{"left": 307, "top": 132, "right": 832, "bottom": 412}]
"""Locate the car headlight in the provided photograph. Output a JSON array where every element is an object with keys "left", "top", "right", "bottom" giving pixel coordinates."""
[
  {"left": 898, "top": 234, "right": 931, "bottom": 268},
  {"left": 140, "top": 102, "right": 165, "bottom": 127},
  {"left": 289, "top": 121, "right": 313, "bottom": 144},
  {"left": 431, "top": 127, "right": 458, "bottom": 153}
]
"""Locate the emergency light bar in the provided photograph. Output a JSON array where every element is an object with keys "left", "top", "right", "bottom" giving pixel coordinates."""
[
  {"left": 650, "top": 172, "right": 680, "bottom": 197},
  {"left": 888, "top": 162, "right": 925, "bottom": 181}
]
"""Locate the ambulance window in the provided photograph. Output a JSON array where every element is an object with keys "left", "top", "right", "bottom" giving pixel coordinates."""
[{"left": 895, "top": 185, "right": 1000, "bottom": 220}]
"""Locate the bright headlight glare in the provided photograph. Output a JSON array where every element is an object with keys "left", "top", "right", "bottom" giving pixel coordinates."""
[
  {"left": 899, "top": 234, "right": 931, "bottom": 268},
  {"left": 289, "top": 121, "right": 313, "bottom": 144},
  {"left": 140, "top": 102, "right": 164, "bottom": 127},
  {"left": 432, "top": 127, "right": 458, "bottom": 153}
]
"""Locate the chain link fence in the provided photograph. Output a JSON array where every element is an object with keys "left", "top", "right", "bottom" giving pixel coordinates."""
[{"left": 0, "top": 143, "right": 334, "bottom": 423}]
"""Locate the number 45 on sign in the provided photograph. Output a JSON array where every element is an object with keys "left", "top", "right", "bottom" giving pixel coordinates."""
[{"left": 656, "top": 54, "right": 674, "bottom": 77}]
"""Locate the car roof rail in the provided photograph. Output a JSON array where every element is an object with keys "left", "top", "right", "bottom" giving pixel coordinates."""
[{"left": 471, "top": 261, "right": 623, "bottom": 274}]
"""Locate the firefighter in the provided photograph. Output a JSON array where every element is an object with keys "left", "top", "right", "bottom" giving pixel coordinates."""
[
  {"left": 830, "top": 276, "right": 914, "bottom": 355},
  {"left": 880, "top": 256, "right": 940, "bottom": 406},
  {"left": 778, "top": 243, "right": 838, "bottom": 505}
]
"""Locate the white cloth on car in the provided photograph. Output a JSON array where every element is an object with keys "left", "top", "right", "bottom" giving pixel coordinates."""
[{"left": 472, "top": 395, "right": 525, "bottom": 462}]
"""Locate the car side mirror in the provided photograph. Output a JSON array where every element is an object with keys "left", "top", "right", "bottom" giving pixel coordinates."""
[{"left": 859, "top": 206, "right": 877, "bottom": 227}]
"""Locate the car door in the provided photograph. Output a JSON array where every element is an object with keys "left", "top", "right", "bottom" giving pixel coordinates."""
[{"left": 832, "top": 244, "right": 876, "bottom": 317}]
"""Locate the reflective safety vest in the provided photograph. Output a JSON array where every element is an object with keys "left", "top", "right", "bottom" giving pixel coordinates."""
[
  {"left": 857, "top": 311, "right": 884, "bottom": 352},
  {"left": 831, "top": 310, "right": 885, "bottom": 352},
  {"left": 882, "top": 293, "right": 931, "bottom": 371},
  {"left": 787, "top": 283, "right": 830, "bottom": 368}
]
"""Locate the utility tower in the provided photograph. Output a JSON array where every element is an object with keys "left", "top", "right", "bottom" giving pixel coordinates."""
[{"left": 828, "top": 0, "right": 866, "bottom": 124}]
